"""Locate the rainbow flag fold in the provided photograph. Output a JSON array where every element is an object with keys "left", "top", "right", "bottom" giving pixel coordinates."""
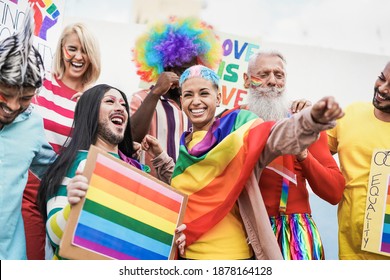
[{"left": 171, "top": 109, "right": 275, "bottom": 245}]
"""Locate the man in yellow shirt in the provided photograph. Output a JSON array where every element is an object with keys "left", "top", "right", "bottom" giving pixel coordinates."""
[{"left": 327, "top": 61, "right": 390, "bottom": 259}]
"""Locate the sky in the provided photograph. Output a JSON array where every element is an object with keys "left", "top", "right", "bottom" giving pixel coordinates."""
[{"left": 64, "top": 0, "right": 390, "bottom": 56}]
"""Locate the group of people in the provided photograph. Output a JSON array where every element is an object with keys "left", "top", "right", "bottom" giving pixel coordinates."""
[{"left": 1, "top": 8, "right": 389, "bottom": 261}]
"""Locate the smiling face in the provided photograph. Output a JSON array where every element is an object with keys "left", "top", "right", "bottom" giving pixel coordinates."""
[
  {"left": 373, "top": 62, "right": 390, "bottom": 116},
  {"left": 97, "top": 89, "right": 128, "bottom": 146},
  {"left": 62, "top": 32, "right": 91, "bottom": 82},
  {"left": 0, "top": 84, "right": 36, "bottom": 129},
  {"left": 180, "top": 77, "right": 221, "bottom": 132}
]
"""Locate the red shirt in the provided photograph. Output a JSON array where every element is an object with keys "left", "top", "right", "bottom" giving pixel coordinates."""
[{"left": 260, "top": 131, "right": 345, "bottom": 217}]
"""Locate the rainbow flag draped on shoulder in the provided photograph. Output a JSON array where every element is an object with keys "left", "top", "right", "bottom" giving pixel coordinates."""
[{"left": 171, "top": 109, "right": 275, "bottom": 246}]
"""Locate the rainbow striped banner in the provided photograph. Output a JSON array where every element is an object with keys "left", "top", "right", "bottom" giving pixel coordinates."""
[
  {"left": 361, "top": 149, "right": 390, "bottom": 257},
  {"left": 380, "top": 175, "right": 390, "bottom": 254},
  {"left": 171, "top": 109, "right": 274, "bottom": 246},
  {"left": 60, "top": 145, "right": 187, "bottom": 260}
]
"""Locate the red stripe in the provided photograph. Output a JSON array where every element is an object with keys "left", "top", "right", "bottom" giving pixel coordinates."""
[
  {"left": 34, "top": 95, "right": 75, "bottom": 119},
  {"left": 43, "top": 119, "right": 73, "bottom": 138},
  {"left": 50, "top": 143, "right": 63, "bottom": 154},
  {"left": 43, "top": 78, "right": 77, "bottom": 99},
  {"left": 93, "top": 162, "right": 181, "bottom": 213}
]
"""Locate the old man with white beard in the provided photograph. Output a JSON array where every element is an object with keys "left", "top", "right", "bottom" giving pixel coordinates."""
[{"left": 240, "top": 51, "right": 345, "bottom": 260}]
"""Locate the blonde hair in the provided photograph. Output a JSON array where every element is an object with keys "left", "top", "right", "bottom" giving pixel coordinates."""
[{"left": 52, "top": 23, "right": 101, "bottom": 86}]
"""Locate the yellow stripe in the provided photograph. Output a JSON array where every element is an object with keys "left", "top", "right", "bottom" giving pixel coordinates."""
[
  {"left": 171, "top": 120, "right": 254, "bottom": 194},
  {"left": 386, "top": 202, "right": 390, "bottom": 214},
  {"left": 90, "top": 174, "right": 179, "bottom": 223},
  {"left": 49, "top": 210, "right": 65, "bottom": 241},
  {"left": 86, "top": 186, "right": 176, "bottom": 234}
]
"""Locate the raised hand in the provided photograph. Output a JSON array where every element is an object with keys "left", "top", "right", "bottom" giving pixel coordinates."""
[
  {"left": 141, "top": 134, "right": 163, "bottom": 158},
  {"left": 150, "top": 72, "right": 179, "bottom": 97},
  {"left": 310, "top": 96, "right": 344, "bottom": 124}
]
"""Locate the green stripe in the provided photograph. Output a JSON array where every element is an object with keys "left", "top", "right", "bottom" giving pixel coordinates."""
[
  {"left": 47, "top": 4, "right": 57, "bottom": 15},
  {"left": 83, "top": 199, "right": 172, "bottom": 245},
  {"left": 172, "top": 145, "right": 206, "bottom": 178},
  {"left": 172, "top": 109, "right": 258, "bottom": 179},
  {"left": 384, "top": 213, "right": 390, "bottom": 224},
  {"left": 234, "top": 110, "right": 257, "bottom": 129}
]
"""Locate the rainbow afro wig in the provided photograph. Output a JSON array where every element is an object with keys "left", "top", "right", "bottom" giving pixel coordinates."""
[{"left": 133, "top": 16, "right": 222, "bottom": 82}]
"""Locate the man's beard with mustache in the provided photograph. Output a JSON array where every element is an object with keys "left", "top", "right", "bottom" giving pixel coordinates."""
[
  {"left": 247, "top": 87, "right": 289, "bottom": 121},
  {"left": 97, "top": 120, "right": 125, "bottom": 145},
  {"left": 373, "top": 87, "right": 390, "bottom": 113}
]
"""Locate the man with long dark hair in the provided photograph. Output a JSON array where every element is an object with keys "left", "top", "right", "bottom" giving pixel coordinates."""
[{"left": 37, "top": 84, "right": 183, "bottom": 260}]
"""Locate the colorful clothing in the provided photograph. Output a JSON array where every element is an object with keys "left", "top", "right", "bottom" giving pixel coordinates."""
[
  {"left": 130, "top": 89, "right": 190, "bottom": 177},
  {"left": 32, "top": 77, "right": 77, "bottom": 152},
  {"left": 46, "top": 150, "right": 173, "bottom": 260},
  {"left": 22, "top": 76, "right": 78, "bottom": 259},
  {"left": 171, "top": 108, "right": 335, "bottom": 259},
  {"left": 327, "top": 102, "right": 390, "bottom": 260},
  {"left": 260, "top": 131, "right": 345, "bottom": 259},
  {"left": 0, "top": 105, "right": 56, "bottom": 259}
]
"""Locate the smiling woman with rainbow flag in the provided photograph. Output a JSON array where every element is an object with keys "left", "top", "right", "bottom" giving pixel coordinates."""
[{"left": 167, "top": 65, "right": 344, "bottom": 260}]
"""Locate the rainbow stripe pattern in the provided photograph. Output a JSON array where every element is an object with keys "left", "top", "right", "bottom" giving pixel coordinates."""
[
  {"left": 250, "top": 75, "right": 263, "bottom": 88},
  {"left": 380, "top": 175, "right": 390, "bottom": 254},
  {"left": 270, "top": 213, "right": 324, "bottom": 260},
  {"left": 171, "top": 109, "right": 274, "bottom": 246},
  {"left": 29, "top": 0, "right": 60, "bottom": 40},
  {"left": 72, "top": 153, "right": 185, "bottom": 260}
]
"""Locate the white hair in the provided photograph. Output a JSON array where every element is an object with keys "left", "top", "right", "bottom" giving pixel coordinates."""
[
  {"left": 0, "top": 8, "right": 44, "bottom": 89},
  {"left": 247, "top": 50, "right": 287, "bottom": 74},
  {"left": 247, "top": 87, "right": 290, "bottom": 121}
]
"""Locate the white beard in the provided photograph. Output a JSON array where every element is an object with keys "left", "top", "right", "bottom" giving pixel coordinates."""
[{"left": 247, "top": 87, "right": 289, "bottom": 121}]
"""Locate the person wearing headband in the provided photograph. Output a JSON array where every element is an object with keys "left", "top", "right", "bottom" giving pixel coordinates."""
[
  {"left": 145, "top": 64, "right": 345, "bottom": 259},
  {"left": 0, "top": 9, "right": 56, "bottom": 260},
  {"left": 130, "top": 16, "right": 222, "bottom": 178}
]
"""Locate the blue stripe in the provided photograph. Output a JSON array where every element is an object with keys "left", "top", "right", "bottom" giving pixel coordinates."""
[
  {"left": 383, "top": 223, "right": 390, "bottom": 234},
  {"left": 76, "top": 211, "right": 171, "bottom": 257},
  {"left": 381, "top": 232, "right": 390, "bottom": 244},
  {"left": 75, "top": 223, "right": 168, "bottom": 260}
]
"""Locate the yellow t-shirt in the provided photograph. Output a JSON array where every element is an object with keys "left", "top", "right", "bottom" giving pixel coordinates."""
[
  {"left": 185, "top": 131, "right": 252, "bottom": 260},
  {"left": 327, "top": 102, "right": 390, "bottom": 260}
]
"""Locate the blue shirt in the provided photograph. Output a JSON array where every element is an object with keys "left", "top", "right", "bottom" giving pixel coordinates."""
[{"left": 0, "top": 105, "right": 56, "bottom": 259}]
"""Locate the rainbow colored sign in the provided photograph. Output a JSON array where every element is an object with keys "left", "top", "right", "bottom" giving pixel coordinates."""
[
  {"left": 29, "top": 0, "right": 61, "bottom": 40},
  {"left": 380, "top": 176, "right": 390, "bottom": 254},
  {"left": 60, "top": 145, "right": 187, "bottom": 260},
  {"left": 362, "top": 149, "right": 390, "bottom": 257}
]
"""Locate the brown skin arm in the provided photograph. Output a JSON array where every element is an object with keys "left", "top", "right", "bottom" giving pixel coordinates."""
[{"left": 131, "top": 72, "right": 179, "bottom": 142}]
